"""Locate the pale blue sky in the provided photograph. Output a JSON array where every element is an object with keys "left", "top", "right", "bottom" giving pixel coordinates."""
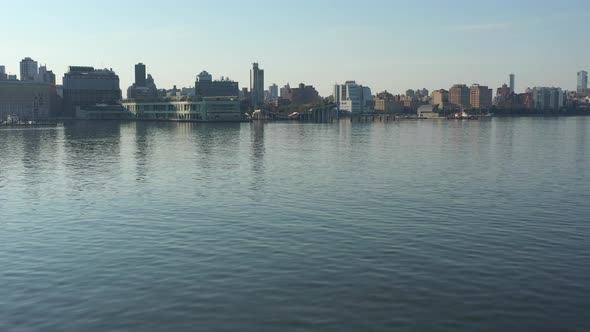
[{"left": 2, "top": 0, "right": 589, "bottom": 96}]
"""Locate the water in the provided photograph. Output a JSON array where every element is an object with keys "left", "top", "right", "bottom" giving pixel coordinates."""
[{"left": 1, "top": 118, "right": 589, "bottom": 331}]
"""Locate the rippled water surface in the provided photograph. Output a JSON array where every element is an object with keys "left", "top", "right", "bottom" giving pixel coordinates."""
[{"left": 1, "top": 118, "right": 589, "bottom": 331}]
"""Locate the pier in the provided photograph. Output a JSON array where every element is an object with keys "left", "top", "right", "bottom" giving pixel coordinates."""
[
  {"left": 349, "top": 115, "right": 398, "bottom": 122},
  {"left": 298, "top": 103, "right": 339, "bottom": 123}
]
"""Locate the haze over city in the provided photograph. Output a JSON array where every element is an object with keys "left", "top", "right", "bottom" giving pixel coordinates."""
[
  {"left": 2, "top": 1, "right": 590, "bottom": 331},
  {"left": 2, "top": 0, "right": 589, "bottom": 96}
]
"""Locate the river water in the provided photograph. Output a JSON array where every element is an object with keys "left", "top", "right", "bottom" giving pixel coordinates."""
[{"left": 1, "top": 118, "right": 589, "bottom": 331}]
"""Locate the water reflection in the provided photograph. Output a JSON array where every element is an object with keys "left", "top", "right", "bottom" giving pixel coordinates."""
[
  {"left": 62, "top": 121, "right": 121, "bottom": 194},
  {"left": 132, "top": 122, "right": 152, "bottom": 182},
  {"left": 250, "top": 121, "right": 266, "bottom": 197}
]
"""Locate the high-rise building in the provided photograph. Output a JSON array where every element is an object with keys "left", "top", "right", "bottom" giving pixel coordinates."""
[
  {"left": 333, "top": 81, "right": 373, "bottom": 114},
  {"left": 470, "top": 84, "right": 493, "bottom": 109},
  {"left": 577, "top": 71, "right": 588, "bottom": 94},
  {"left": 250, "top": 63, "right": 264, "bottom": 109},
  {"left": 0, "top": 65, "right": 6, "bottom": 81},
  {"left": 269, "top": 84, "right": 279, "bottom": 101},
  {"left": 135, "top": 63, "right": 147, "bottom": 87},
  {"left": 431, "top": 89, "right": 448, "bottom": 107},
  {"left": 532, "top": 87, "right": 564, "bottom": 110},
  {"left": 63, "top": 66, "right": 122, "bottom": 117},
  {"left": 509, "top": 74, "right": 515, "bottom": 94},
  {"left": 127, "top": 64, "right": 159, "bottom": 101},
  {"left": 38, "top": 66, "right": 56, "bottom": 85},
  {"left": 449, "top": 84, "right": 471, "bottom": 109},
  {"left": 20, "top": 57, "right": 38, "bottom": 81}
]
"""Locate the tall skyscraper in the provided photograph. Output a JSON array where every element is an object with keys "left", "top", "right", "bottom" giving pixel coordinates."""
[
  {"left": 250, "top": 63, "right": 264, "bottom": 109},
  {"left": 509, "top": 74, "right": 515, "bottom": 94},
  {"left": 20, "top": 57, "right": 38, "bottom": 81},
  {"left": 577, "top": 71, "right": 588, "bottom": 94},
  {"left": 0, "top": 65, "right": 6, "bottom": 81},
  {"left": 135, "top": 63, "right": 147, "bottom": 87}
]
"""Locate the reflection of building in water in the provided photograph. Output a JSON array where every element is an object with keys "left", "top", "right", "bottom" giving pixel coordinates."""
[
  {"left": 249, "top": 121, "right": 266, "bottom": 195},
  {"left": 132, "top": 122, "right": 151, "bottom": 182},
  {"left": 62, "top": 121, "right": 122, "bottom": 185},
  {"left": 121, "top": 96, "right": 242, "bottom": 122},
  {"left": 21, "top": 128, "right": 61, "bottom": 200}
]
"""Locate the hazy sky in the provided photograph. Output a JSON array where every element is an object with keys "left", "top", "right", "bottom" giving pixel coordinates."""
[{"left": 2, "top": 0, "right": 589, "bottom": 96}]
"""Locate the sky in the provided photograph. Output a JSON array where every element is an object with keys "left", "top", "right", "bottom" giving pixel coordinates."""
[{"left": 1, "top": 0, "right": 589, "bottom": 97}]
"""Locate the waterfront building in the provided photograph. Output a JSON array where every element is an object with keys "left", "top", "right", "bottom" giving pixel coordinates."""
[
  {"left": 282, "top": 83, "right": 320, "bottom": 105},
  {"left": 497, "top": 84, "right": 511, "bottom": 98},
  {"left": 20, "top": 57, "right": 38, "bottom": 81},
  {"left": 374, "top": 91, "right": 403, "bottom": 113},
  {"left": 63, "top": 66, "right": 121, "bottom": 117},
  {"left": 496, "top": 84, "right": 512, "bottom": 104},
  {"left": 577, "top": 71, "right": 588, "bottom": 94},
  {"left": 510, "top": 74, "right": 515, "bottom": 94},
  {"left": 431, "top": 89, "right": 448, "bottom": 108},
  {"left": 250, "top": 63, "right": 264, "bottom": 109},
  {"left": 135, "top": 63, "right": 147, "bottom": 87},
  {"left": 417, "top": 104, "right": 440, "bottom": 118},
  {"left": 449, "top": 84, "right": 471, "bottom": 109},
  {"left": 494, "top": 84, "right": 535, "bottom": 111},
  {"left": 0, "top": 80, "right": 59, "bottom": 119},
  {"left": 333, "top": 81, "right": 373, "bottom": 114},
  {"left": 532, "top": 87, "right": 564, "bottom": 110},
  {"left": 195, "top": 71, "right": 239, "bottom": 99},
  {"left": 470, "top": 84, "right": 493, "bottom": 110},
  {"left": 404, "top": 99, "right": 424, "bottom": 113},
  {"left": 121, "top": 96, "right": 241, "bottom": 122},
  {"left": 374, "top": 98, "right": 403, "bottom": 113}
]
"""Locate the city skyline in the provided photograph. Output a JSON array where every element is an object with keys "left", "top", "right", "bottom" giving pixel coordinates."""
[{"left": 1, "top": 0, "right": 589, "bottom": 96}]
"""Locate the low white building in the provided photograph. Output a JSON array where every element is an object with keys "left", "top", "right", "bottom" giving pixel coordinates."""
[
  {"left": 120, "top": 96, "right": 242, "bottom": 122},
  {"left": 417, "top": 104, "right": 440, "bottom": 118}
]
